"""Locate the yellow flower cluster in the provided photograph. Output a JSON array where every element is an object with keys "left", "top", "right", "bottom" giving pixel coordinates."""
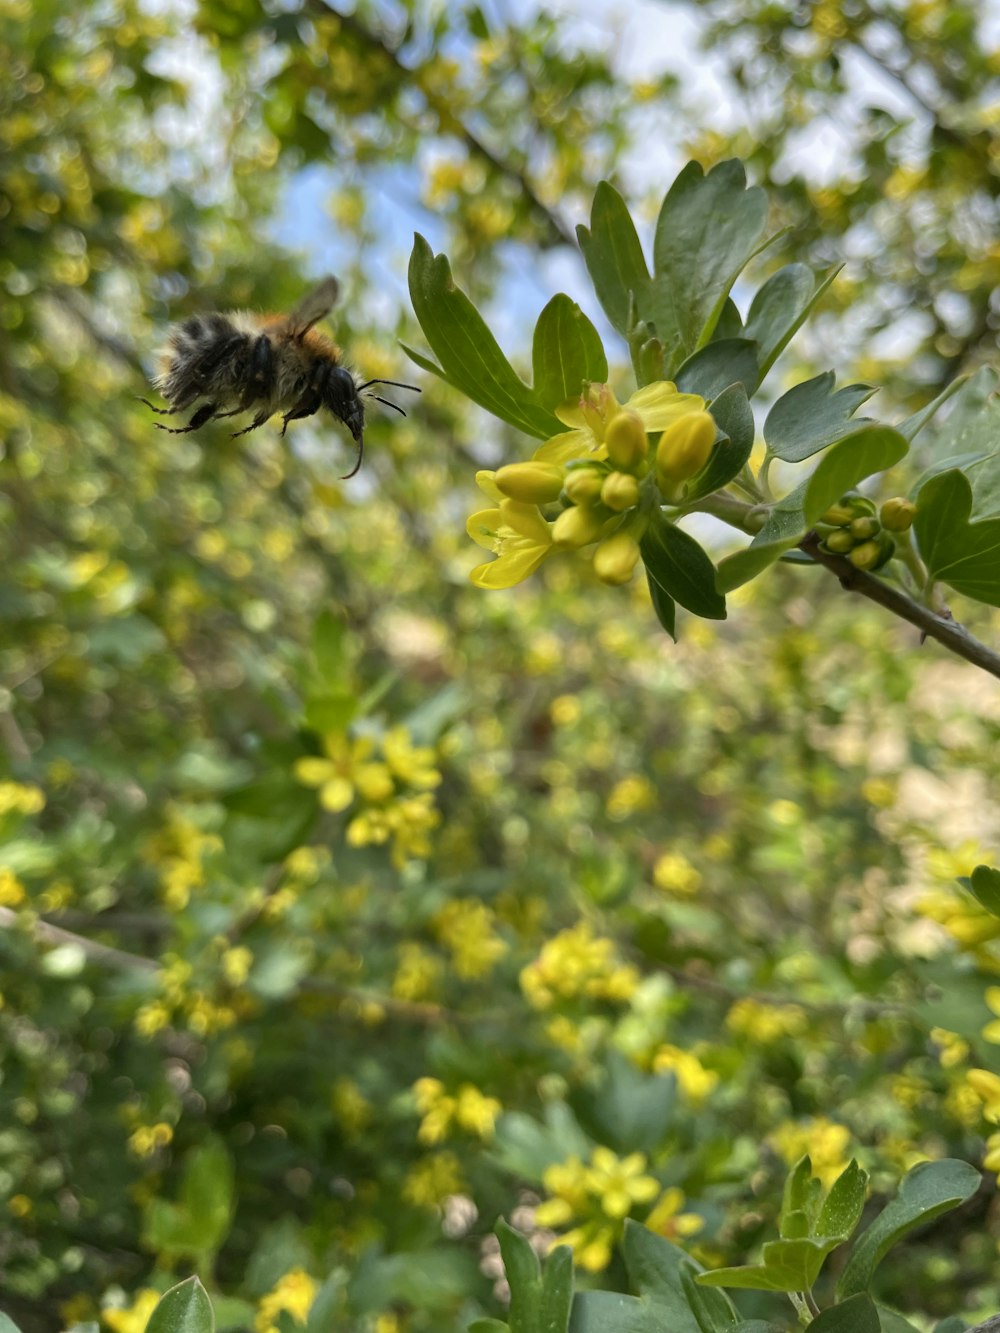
[
  {"left": 127, "top": 1122, "right": 173, "bottom": 1158},
  {"left": 770, "top": 1118, "right": 852, "bottom": 1186},
  {"left": 520, "top": 921, "right": 639, "bottom": 1009},
  {"left": 143, "top": 807, "right": 222, "bottom": 911},
  {"left": 412, "top": 1077, "right": 501, "bottom": 1144},
  {"left": 651, "top": 1044, "right": 720, "bottom": 1105},
  {"left": 931, "top": 1027, "right": 970, "bottom": 1068},
  {"left": 255, "top": 1268, "right": 317, "bottom": 1333},
  {"left": 467, "top": 381, "right": 710, "bottom": 590},
  {"left": 535, "top": 1147, "right": 700, "bottom": 1272},
  {"left": 725, "top": 998, "right": 808, "bottom": 1044},
  {"left": 917, "top": 887, "right": 1000, "bottom": 949},
  {"left": 432, "top": 898, "right": 508, "bottom": 978},
  {"left": 331, "top": 1077, "right": 373, "bottom": 1136},
  {"left": 392, "top": 942, "right": 444, "bottom": 1001},
  {"left": 0, "top": 780, "right": 45, "bottom": 816},
  {"left": 653, "top": 851, "right": 702, "bottom": 895},
  {"left": 294, "top": 726, "right": 442, "bottom": 868},
  {"left": 0, "top": 867, "right": 26, "bottom": 908},
  {"left": 402, "top": 1150, "right": 466, "bottom": 1208}
]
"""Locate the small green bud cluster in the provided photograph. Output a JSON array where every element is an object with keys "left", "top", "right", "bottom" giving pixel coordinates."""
[{"left": 816, "top": 491, "right": 908, "bottom": 570}]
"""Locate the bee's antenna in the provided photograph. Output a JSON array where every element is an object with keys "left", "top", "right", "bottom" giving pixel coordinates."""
[
  {"left": 356, "top": 379, "right": 421, "bottom": 393},
  {"left": 368, "top": 395, "right": 407, "bottom": 417}
]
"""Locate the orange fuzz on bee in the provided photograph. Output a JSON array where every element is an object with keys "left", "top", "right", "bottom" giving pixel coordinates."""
[{"left": 139, "top": 276, "right": 419, "bottom": 477}]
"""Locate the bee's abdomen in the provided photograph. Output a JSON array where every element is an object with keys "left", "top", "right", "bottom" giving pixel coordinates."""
[{"left": 155, "top": 314, "right": 255, "bottom": 411}]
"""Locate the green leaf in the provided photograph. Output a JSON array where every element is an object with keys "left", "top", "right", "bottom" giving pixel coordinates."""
[
  {"left": 837, "top": 1159, "right": 981, "bottom": 1299},
  {"left": 911, "top": 367, "right": 1000, "bottom": 518},
  {"left": 311, "top": 610, "right": 347, "bottom": 682},
  {"left": 696, "top": 1263, "right": 808, "bottom": 1292},
  {"left": 745, "top": 264, "right": 841, "bottom": 382},
  {"left": 0, "top": 1316, "right": 24, "bottom": 1333},
  {"left": 539, "top": 1246, "right": 575, "bottom": 1333},
  {"left": 680, "top": 1262, "right": 738, "bottom": 1333},
  {"left": 495, "top": 1225, "right": 573, "bottom": 1333},
  {"left": 764, "top": 372, "right": 876, "bottom": 463},
  {"left": 646, "top": 159, "right": 769, "bottom": 374},
  {"left": 146, "top": 1279, "right": 215, "bottom": 1333},
  {"left": 913, "top": 469, "right": 1000, "bottom": 606},
  {"left": 802, "top": 427, "right": 910, "bottom": 526},
  {"left": 408, "top": 234, "right": 561, "bottom": 439},
  {"left": 896, "top": 374, "right": 971, "bottom": 444},
  {"left": 685, "top": 382, "right": 755, "bottom": 501},
  {"left": 759, "top": 1237, "right": 842, "bottom": 1289},
  {"left": 531, "top": 295, "right": 608, "bottom": 411},
  {"left": 817, "top": 1160, "right": 868, "bottom": 1242},
  {"left": 963, "top": 865, "right": 1000, "bottom": 917},
  {"left": 807, "top": 1294, "right": 880, "bottom": 1333},
  {"left": 877, "top": 1309, "right": 924, "bottom": 1333},
  {"left": 469, "top": 1322, "right": 511, "bottom": 1333},
  {"left": 577, "top": 182, "right": 651, "bottom": 338},
  {"left": 931, "top": 1319, "right": 970, "bottom": 1333},
  {"left": 675, "top": 340, "right": 760, "bottom": 402},
  {"left": 640, "top": 512, "right": 727, "bottom": 619},
  {"left": 646, "top": 570, "right": 677, "bottom": 640},
  {"left": 180, "top": 1137, "right": 234, "bottom": 1254},
  {"left": 782, "top": 1156, "right": 818, "bottom": 1225},
  {"left": 569, "top": 1291, "right": 664, "bottom": 1333},
  {"left": 620, "top": 1223, "right": 704, "bottom": 1333},
  {"left": 730, "top": 1325, "right": 785, "bottom": 1333},
  {"left": 574, "top": 1052, "right": 675, "bottom": 1155}
]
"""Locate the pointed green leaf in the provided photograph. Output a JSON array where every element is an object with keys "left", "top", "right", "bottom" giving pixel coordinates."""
[
  {"left": 539, "top": 1245, "right": 574, "bottom": 1333},
  {"left": 685, "top": 382, "right": 755, "bottom": 501},
  {"left": 497, "top": 1221, "right": 573, "bottom": 1333},
  {"left": 569, "top": 1291, "right": 664, "bottom": 1333},
  {"left": 802, "top": 427, "right": 910, "bottom": 526},
  {"left": 837, "top": 1159, "right": 980, "bottom": 1299},
  {"left": 807, "top": 1294, "right": 879, "bottom": 1333},
  {"left": 896, "top": 374, "right": 970, "bottom": 443},
  {"left": 641, "top": 512, "right": 727, "bottom": 619},
  {"left": 676, "top": 340, "right": 759, "bottom": 402},
  {"left": 399, "top": 341, "right": 449, "bottom": 382},
  {"left": 146, "top": 1279, "right": 215, "bottom": 1333},
  {"left": 817, "top": 1160, "right": 868, "bottom": 1242},
  {"left": 646, "top": 570, "right": 677, "bottom": 640},
  {"left": 696, "top": 1263, "right": 808, "bottom": 1292},
  {"left": 680, "top": 1261, "right": 738, "bottom": 1333},
  {"left": 531, "top": 295, "right": 608, "bottom": 411},
  {"left": 878, "top": 1309, "right": 924, "bottom": 1333},
  {"left": 914, "top": 469, "right": 1000, "bottom": 606},
  {"left": 0, "top": 1317, "right": 24, "bottom": 1333},
  {"left": 782, "top": 1156, "right": 816, "bottom": 1221},
  {"left": 780, "top": 1209, "right": 811, "bottom": 1239},
  {"left": 963, "top": 865, "right": 1000, "bottom": 917},
  {"left": 645, "top": 160, "right": 769, "bottom": 374},
  {"left": 911, "top": 367, "right": 1000, "bottom": 518},
  {"left": 621, "top": 1223, "right": 704, "bottom": 1333},
  {"left": 577, "top": 182, "right": 651, "bottom": 338},
  {"left": 713, "top": 297, "right": 744, "bottom": 342},
  {"left": 408, "top": 234, "right": 561, "bottom": 439},
  {"left": 745, "top": 264, "right": 841, "bottom": 382},
  {"left": 760, "top": 1237, "right": 841, "bottom": 1289},
  {"left": 764, "top": 372, "right": 877, "bottom": 463},
  {"left": 179, "top": 1137, "right": 234, "bottom": 1255},
  {"left": 497, "top": 1219, "right": 541, "bottom": 1298}
]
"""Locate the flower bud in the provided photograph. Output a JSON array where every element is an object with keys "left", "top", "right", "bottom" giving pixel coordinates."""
[
  {"left": 552, "top": 504, "right": 607, "bottom": 549},
  {"left": 563, "top": 467, "right": 605, "bottom": 505},
  {"left": 656, "top": 411, "right": 716, "bottom": 491},
  {"left": 880, "top": 497, "right": 916, "bottom": 532},
  {"left": 822, "top": 529, "right": 855, "bottom": 554},
  {"left": 600, "top": 471, "right": 641, "bottom": 512},
  {"left": 848, "top": 535, "right": 895, "bottom": 571},
  {"left": 849, "top": 515, "right": 880, "bottom": 541},
  {"left": 604, "top": 410, "right": 648, "bottom": 469},
  {"left": 822, "top": 491, "right": 876, "bottom": 524},
  {"left": 593, "top": 531, "right": 642, "bottom": 585},
  {"left": 494, "top": 462, "right": 565, "bottom": 505}
]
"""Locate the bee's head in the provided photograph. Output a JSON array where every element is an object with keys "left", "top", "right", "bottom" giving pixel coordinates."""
[{"left": 323, "top": 365, "right": 366, "bottom": 476}]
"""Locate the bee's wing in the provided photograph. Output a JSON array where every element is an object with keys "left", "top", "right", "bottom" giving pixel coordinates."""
[{"left": 286, "top": 276, "right": 340, "bottom": 337}]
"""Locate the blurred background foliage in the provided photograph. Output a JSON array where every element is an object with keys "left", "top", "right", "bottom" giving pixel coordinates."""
[{"left": 1, "top": 0, "right": 1000, "bottom": 1331}]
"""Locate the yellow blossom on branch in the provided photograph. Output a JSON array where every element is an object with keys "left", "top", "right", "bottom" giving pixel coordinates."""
[
  {"left": 294, "top": 732, "right": 394, "bottom": 812},
  {"left": 102, "top": 1289, "right": 161, "bottom": 1333},
  {"left": 255, "top": 1268, "right": 317, "bottom": 1333},
  {"left": 534, "top": 381, "right": 705, "bottom": 465}
]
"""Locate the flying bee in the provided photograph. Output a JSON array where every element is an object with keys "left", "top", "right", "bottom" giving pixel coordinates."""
[{"left": 140, "top": 276, "right": 420, "bottom": 477}]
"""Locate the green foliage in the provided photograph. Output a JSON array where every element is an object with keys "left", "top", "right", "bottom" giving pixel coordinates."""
[{"left": 146, "top": 1279, "right": 215, "bottom": 1333}]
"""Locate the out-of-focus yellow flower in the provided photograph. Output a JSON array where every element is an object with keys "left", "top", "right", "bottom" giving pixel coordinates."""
[
  {"left": 255, "top": 1268, "right": 317, "bottom": 1333},
  {"left": 652, "top": 1045, "right": 719, "bottom": 1105},
  {"left": 968, "top": 1068, "right": 1000, "bottom": 1122},
  {"left": 134, "top": 1001, "right": 172, "bottom": 1038},
  {"left": 0, "top": 781, "right": 45, "bottom": 815},
  {"left": 0, "top": 867, "right": 26, "bottom": 908},
  {"left": 331, "top": 1077, "right": 372, "bottom": 1135},
  {"left": 392, "top": 942, "right": 443, "bottom": 1001},
  {"left": 127, "top": 1122, "right": 173, "bottom": 1158},
  {"left": 221, "top": 946, "right": 253, "bottom": 986},
  {"left": 931, "top": 1027, "right": 970, "bottom": 1069},
  {"left": 294, "top": 732, "right": 394, "bottom": 812},
  {"left": 585, "top": 1146, "right": 660, "bottom": 1219},
  {"left": 770, "top": 1118, "right": 851, "bottom": 1186},
  {"left": 102, "top": 1289, "right": 161, "bottom": 1333},
  {"left": 984, "top": 1131, "right": 1000, "bottom": 1173},
  {"left": 402, "top": 1150, "right": 466, "bottom": 1208},
  {"left": 645, "top": 1185, "right": 703, "bottom": 1241},
  {"left": 383, "top": 727, "right": 441, "bottom": 789},
  {"left": 653, "top": 852, "right": 702, "bottom": 895},
  {"left": 520, "top": 921, "right": 639, "bottom": 1009},
  {"left": 982, "top": 989, "right": 1000, "bottom": 1045},
  {"left": 606, "top": 775, "right": 655, "bottom": 820},
  {"left": 433, "top": 898, "right": 508, "bottom": 978},
  {"left": 411, "top": 1077, "right": 501, "bottom": 1143},
  {"left": 726, "top": 998, "right": 808, "bottom": 1044}
]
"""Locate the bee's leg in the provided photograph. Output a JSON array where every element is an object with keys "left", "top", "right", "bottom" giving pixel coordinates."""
[
  {"left": 137, "top": 396, "right": 175, "bottom": 416},
  {"left": 154, "top": 401, "right": 221, "bottom": 434},
  {"left": 280, "top": 393, "right": 321, "bottom": 436},
  {"left": 231, "top": 409, "right": 272, "bottom": 439}
]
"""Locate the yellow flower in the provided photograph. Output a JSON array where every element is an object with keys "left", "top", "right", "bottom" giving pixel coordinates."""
[
  {"left": 652, "top": 1045, "right": 719, "bottom": 1105},
  {"left": 467, "top": 494, "right": 554, "bottom": 590},
  {"left": 535, "top": 381, "right": 705, "bottom": 465},
  {"left": 585, "top": 1147, "right": 660, "bottom": 1219},
  {"left": 653, "top": 852, "right": 702, "bottom": 895},
  {"left": 931, "top": 1027, "right": 970, "bottom": 1069},
  {"left": 770, "top": 1118, "right": 851, "bottom": 1186},
  {"left": 984, "top": 1131, "right": 1000, "bottom": 1173},
  {"left": 645, "top": 1185, "right": 703, "bottom": 1241},
  {"left": 294, "top": 732, "right": 394, "bottom": 811},
  {"left": 968, "top": 1068, "right": 1000, "bottom": 1122},
  {"left": 255, "top": 1269, "right": 317, "bottom": 1333},
  {"left": 0, "top": 867, "right": 26, "bottom": 908},
  {"left": 103, "top": 1290, "right": 161, "bottom": 1333},
  {"left": 453, "top": 1084, "right": 502, "bottom": 1139},
  {"left": 433, "top": 898, "right": 508, "bottom": 978},
  {"left": 402, "top": 1151, "right": 466, "bottom": 1208},
  {"left": 383, "top": 727, "right": 441, "bottom": 789},
  {"left": 982, "top": 989, "right": 1000, "bottom": 1045},
  {"left": 0, "top": 781, "right": 45, "bottom": 815}
]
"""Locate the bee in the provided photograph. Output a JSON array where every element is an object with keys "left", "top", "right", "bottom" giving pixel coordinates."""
[{"left": 140, "top": 276, "right": 419, "bottom": 477}]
